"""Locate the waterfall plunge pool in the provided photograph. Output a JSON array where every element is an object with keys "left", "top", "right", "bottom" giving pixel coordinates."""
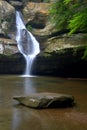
[{"left": 0, "top": 75, "right": 87, "bottom": 130}]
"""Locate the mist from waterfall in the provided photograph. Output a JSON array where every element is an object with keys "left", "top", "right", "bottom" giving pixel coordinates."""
[{"left": 16, "top": 11, "right": 40, "bottom": 76}]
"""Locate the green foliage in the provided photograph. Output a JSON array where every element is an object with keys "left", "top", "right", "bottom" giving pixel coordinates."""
[
  {"left": 41, "top": 0, "right": 50, "bottom": 2},
  {"left": 82, "top": 46, "right": 87, "bottom": 59},
  {"left": 68, "top": 1, "right": 87, "bottom": 34},
  {"left": 26, "top": 25, "right": 32, "bottom": 31},
  {"left": 49, "top": 0, "right": 87, "bottom": 33},
  {"left": 68, "top": 9, "right": 87, "bottom": 34},
  {"left": 64, "top": 0, "right": 72, "bottom": 4},
  {"left": 49, "top": 0, "right": 73, "bottom": 31}
]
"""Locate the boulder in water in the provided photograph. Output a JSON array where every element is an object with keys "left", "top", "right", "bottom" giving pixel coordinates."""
[{"left": 13, "top": 92, "right": 74, "bottom": 109}]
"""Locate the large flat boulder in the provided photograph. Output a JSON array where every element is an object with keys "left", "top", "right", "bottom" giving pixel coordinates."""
[{"left": 13, "top": 92, "right": 74, "bottom": 109}]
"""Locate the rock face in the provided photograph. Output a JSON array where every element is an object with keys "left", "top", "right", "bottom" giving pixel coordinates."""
[
  {"left": 0, "top": 38, "right": 18, "bottom": 55},
  {"left": 32, "top": 33, "right": 87, "bottom": 78},
  {"left": 33, "top": 46, "right": 87, "bottom": 78},
  {"left": 23, "top": 2, "right": 49, "bottom": 29},
  {"left": 9, "top": 0, "right": 23, "bottom": 9},
  {"left": 0, "top": 1, "right": 15, "bottom": 37},
  {"left": 43, "top": 33, "right": 87, "bottom": 53},
  {"left": 0, "top": 53, "right": 25, "bottom": 74},
  {"left": 13, "top": 92, "right": 74, "bottom": 108}
]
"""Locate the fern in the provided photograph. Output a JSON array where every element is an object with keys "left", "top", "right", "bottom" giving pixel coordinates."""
[
  {"left": 64, "top": 0, "right": 72, "bottom": 4},
  {"left": 82, "top": 47, "right": 87, "bottom": 59},
  {"left": 49, "top": 0, "right": 87, "bottom": 34},
  {"left": 49, "top": 0, "right": 72, "bottom": 31},
  {"left": 68, "top": 6, "right": 87, "bottom": 34}
]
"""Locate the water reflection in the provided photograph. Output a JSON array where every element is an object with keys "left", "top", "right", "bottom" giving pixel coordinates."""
[
  {"left": 22, "top": 77, "right": 37, "bottom": 95},
  {"left": 12, "top": 106, "right": 59, "bottom": 130},
  {"left": 0, "top": 76, "right": 87, "bottom": 130},
  {"left": 12, "top": 109, "right": 21, "bottom": 130},
  {"left": 12, "top": 77, "right": 37, "bottom": 130},
  {"left": 12, "top": 106, "right": 42, "bottom": 130},
  {"left": 12, "top": 105, "right": 87, "bottom": 130}
]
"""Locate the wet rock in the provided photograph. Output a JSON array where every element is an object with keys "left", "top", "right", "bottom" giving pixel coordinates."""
[
  {"left": 9, "top": 0, "right": 23, "bottom": 9},
  {"left": 13, "top": 92, "right": 74, "bottom": 108},
  {"left": 16, "top": 28, "right": 34, "bottom": 55}
]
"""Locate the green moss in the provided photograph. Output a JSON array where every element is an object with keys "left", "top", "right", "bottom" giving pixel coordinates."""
[
  {"left": 82, "top": 46, "right": 87, "bottom": 59},
  {"left": 26, "top": 25, "right": 33, "bottom": 31}
]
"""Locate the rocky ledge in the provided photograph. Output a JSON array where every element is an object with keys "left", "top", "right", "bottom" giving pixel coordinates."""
[{"left": 13, "top": 92, "right": 74, "bottom": 109}]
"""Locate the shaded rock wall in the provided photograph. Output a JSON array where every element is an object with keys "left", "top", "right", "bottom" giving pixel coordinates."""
[
  {"left": 0, "top": 53, "right": 25, "bottom": 74},
  {"left": 33, "top": 46, "right": 87, "bottom": 78},
  {"left": 0, "top": 46, "right": 87, "bottom": 78}
]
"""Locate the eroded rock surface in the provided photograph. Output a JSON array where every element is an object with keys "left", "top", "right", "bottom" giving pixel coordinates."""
[
  {"left": 0, "top": 38, "right": 18, "bottom": 55},
  {"left": 0, "top": 0, "right": 15, "bottom": 36},
  {"left": 23, "top": 2, "right": 50, "bottom": 30},
  {"left": 13, "top": 92, "right": 74, "bottom": 108}
]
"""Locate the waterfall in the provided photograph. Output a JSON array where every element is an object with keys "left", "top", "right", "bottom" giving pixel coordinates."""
[{"left": 16, "top": 11, "right": 40, "bottom": 76}]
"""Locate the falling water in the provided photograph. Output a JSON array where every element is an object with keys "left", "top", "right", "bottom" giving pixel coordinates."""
[{"left": 16, "top": 11, "right": 40, "bottom": 76}]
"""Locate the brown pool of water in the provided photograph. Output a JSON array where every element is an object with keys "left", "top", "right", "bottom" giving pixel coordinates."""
[{"left": 0, "top": 75, "right": 87, "bottom": 130}]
